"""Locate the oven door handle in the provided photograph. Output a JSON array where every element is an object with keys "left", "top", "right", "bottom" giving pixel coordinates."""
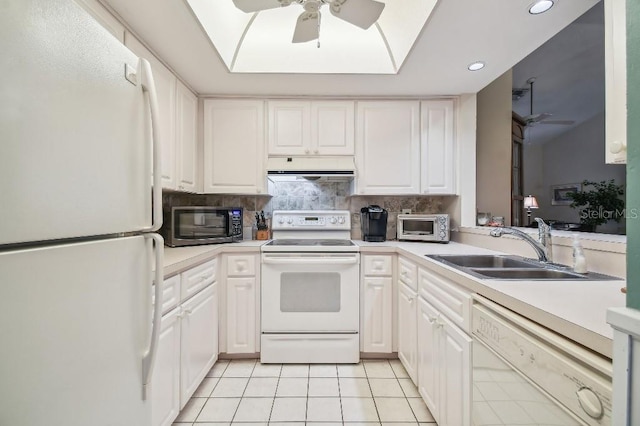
[{"left": 262, "top": 256, "right": 359, "bottom": 265}]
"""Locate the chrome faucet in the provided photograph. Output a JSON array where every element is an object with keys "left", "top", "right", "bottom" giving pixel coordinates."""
[
  {"left": 489, "top": 219, "right": 551, "bottom": 262},
  {"left": 534, "top": 217, "right": 553, "bottom": 262}
]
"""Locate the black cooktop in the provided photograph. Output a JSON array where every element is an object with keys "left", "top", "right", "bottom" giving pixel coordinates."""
[{"left": 265, "top": 239, "right": 355, "bottom": 247}]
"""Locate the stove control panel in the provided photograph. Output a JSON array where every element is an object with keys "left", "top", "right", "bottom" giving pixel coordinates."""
[{"left": 272, "top": 210, "right": 351, "bottom": 230}]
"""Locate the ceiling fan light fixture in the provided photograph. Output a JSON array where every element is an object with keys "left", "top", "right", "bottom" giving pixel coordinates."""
[
  {"left": 529, "top": 0, "right": 555, "bottom": 15},
  {"left": 467, "top": 61, "right": 485, "bottom": 71}
]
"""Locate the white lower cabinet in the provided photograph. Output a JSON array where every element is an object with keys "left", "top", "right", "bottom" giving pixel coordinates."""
[
  {"left": 151, "top": 260, "right": 219, "bottom": 426},
  {"left": 226, "top": 277, "right": 256, "bottom": 353},
  {"left": 417, "top": 297, "right": 440, "bottom": 420},
  {"left": 151, "top": 307, "right": 181, "bottom": 426},
  {"left": 416, "top": 272, "right": 472, "bottom": 426},
  {"left": 224, "top": 254, "right": 259, "bottom": 354},
  {"left": 361, "top": 255, "right": 394, "bottom": 353},
  {"left": 398, "top": 281, "right": 418, "bottom": 384},
  {"left": 180, "top": 283, "right": 218, "bottom": 406}
]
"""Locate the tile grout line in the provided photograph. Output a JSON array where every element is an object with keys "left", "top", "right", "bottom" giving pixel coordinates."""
[
  {"left": 391, "top": 360, "right": 419, "bottom": 423},
  {"left": 229, "top": 360, "right": 257, "bottom": 423},
  {"left": 267, "top": 364, "right": 282, "bottom": 423},
  {"left": 191, "top": 360, "right": 230, "bottom": 423},
  {"left": 363, "top": 359, "right": 382, "bottom": 424}
]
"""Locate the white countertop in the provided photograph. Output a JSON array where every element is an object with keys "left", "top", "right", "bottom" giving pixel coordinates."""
[{"left": 163, "top": 239, "right": 625, "bottom": 358}]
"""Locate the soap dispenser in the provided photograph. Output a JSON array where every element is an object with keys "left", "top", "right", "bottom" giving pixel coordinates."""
[{"left": 572, "top": 234, "right": 588, "bottom": 274}]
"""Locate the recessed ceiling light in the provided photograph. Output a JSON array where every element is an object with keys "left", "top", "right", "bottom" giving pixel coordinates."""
[
  {"left": 529, "top": 0, "right": 555, "bottom": 15},
  {"left": 467, "top": 61, "right": 485, "bottom": 71}
]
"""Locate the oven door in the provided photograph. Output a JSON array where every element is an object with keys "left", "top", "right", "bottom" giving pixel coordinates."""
[{"left": 261, "top": 252, "right": 360, "bottom": 333}]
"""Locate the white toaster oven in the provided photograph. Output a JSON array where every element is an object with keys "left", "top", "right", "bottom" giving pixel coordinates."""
[{"left": 397, "top": 214, "right": 449, "bottom": 243}]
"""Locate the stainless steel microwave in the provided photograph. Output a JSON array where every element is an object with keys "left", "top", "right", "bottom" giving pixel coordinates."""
[
  {"left": 161, "top": 206, "right": 243, "bottom": 247},
  {"left": 397, "top": 214, "right": 449, "bottom": 243}
]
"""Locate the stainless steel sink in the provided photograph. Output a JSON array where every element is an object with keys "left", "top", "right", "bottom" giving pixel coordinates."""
[
  {"left": 425, "top": 254, "right": 622, "bottom": 281},
  {"left": 469, "top": 268, "right": 587, "bottom": 280},
  {"left": 427, "top": 254, "right": 540, "bottom": 269}
]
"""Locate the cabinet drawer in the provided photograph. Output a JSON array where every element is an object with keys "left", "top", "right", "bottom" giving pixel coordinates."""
[
  {"left": 159, "top": 274, "right": 181, "bottom": 314},
  {"left": 226, "top": 254, "right": 256, "bottom": 276},
  {"left": 398, "top": 257, "right": 418, "bottom": 290},
  {"left": 363, "top": 255, "right": 393, "bottom": 276},
  {"left": 181, "top": 258, "right": 217, "bottom": 302},
  {"left": 418, "top": 266, "right": 472, "bottom": 332}
]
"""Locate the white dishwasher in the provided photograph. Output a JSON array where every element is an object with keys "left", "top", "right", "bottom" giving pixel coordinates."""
[{"left": 472, "top": 295, "right": 612, "bottom": 426}]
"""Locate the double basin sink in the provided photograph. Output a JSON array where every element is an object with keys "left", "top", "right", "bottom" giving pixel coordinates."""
[{"left": 425, "top": 254, "right": 621, "bottom": 281}]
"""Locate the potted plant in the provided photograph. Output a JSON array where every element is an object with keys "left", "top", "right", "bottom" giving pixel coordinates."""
[{"left": 567, "top": 179, "right": 625, "bottom": 231}]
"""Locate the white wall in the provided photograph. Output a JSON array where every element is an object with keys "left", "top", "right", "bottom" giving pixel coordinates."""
[{"left": 523, "top": 112, "right": 626, "bottom": 233}]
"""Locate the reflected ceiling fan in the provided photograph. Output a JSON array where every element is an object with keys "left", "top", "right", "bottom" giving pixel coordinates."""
[
  {"left": 232, "top": 0, "right": 385, "bottom": 44},
  {"left": 522, "top": 77, "right": 576, "bottom": 127}
]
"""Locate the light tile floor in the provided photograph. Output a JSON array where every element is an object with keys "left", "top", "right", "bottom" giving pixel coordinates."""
[{"left": 173, "top": 359, "right": 437, "bottom": 425}]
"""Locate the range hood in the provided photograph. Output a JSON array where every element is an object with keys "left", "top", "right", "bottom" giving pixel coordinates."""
[{"left": 267, "top": 157, "right": 356, "bottom": 180}]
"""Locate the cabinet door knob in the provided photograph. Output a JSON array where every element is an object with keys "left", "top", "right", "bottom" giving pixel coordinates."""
[
  {"left": 314, "top": 149, "right": 319, "bottom": 154},
  {"left": 305, "top": 149, "right": 310, "bottom": 154},
  {"left": 408, "top": 297, "right": 414, "bottom": 303}
]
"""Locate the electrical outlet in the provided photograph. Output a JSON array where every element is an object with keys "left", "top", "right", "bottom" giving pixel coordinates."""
[{"left": 401, "top": 209, "right": 411, "bottom": 214}]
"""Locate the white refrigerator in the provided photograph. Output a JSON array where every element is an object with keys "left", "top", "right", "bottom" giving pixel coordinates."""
[{"left": 0, "top": 0, "right": 164, "bottom": 425}]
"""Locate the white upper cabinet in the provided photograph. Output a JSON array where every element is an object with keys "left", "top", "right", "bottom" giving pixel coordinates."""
[
  {"left": 268, "top": 101, "right": 311, "bottom": 155},
  {"left": 75, "top": 0, "right": 125, "bottom": 43},
  {"left": 355, "top": 101, "right": 421, "bottom": 195},
  {"left": 605, "top": 0, "right": 627, "bottom": 164},
  {"left": 175, "top": 82, "right": 199, "bottom": 192},
  {"left": 421, "top": 100, "right": 456, "bottom": 194},
  {"left": 203, "top": 100, "right": 266, "bottom": 194},
  {"left": 311, "top": 101, "right": 355, "bottom": 155},
  {"left": 124, "top": 35, "right": 177, "bottom": 190},
  {"left": 268, "top": 101, "right": 355, "bottom": 156}
]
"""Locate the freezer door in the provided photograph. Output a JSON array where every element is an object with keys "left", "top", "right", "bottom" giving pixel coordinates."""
[
  {"left": 0, "top": 0, "right": 153, "bottom": 245},
  {"left": 0, "top": 236, "right": 153, "bottom": 426}
]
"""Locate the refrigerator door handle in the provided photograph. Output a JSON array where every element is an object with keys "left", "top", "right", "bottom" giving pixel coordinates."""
[
  {"left": 139, "top": 58, "right": 162, "bottom": 232},
  {"left": 142, "top": 233, "right": 164, "bottom": 400}
]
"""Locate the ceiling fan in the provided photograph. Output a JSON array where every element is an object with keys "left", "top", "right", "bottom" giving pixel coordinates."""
[
  {"left": 521, "top": 77, "right": 576, "bottom": 127},
  {"left": 232, "top": 0, "right": 385, "bottom": 44}
]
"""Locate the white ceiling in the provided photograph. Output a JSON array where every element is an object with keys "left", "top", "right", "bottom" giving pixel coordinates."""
[
  {"left": 512, "top": 2, "right": 604, "bottom": 146},
  {"left": 103, "top": 0, "right": 598, "bottom": 97},
  {"left": 186, "top": 0, "right": 437, "bottom": 74}
]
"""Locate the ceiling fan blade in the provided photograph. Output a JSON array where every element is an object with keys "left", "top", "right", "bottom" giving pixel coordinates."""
[
  {"left": 330, "top": 0, "right": 385, "bottom": 29},
  {"left": 540, "top": 120, "right": 576, "bottom": 126},
  {"left": 524, "top": 112, "right": 553, "bottom": 124},
  {"left": 293, "top": 11, "right": 320, "bottom": 43},
  {"left": 232, "top": 0, "right": 288, "bottom": 13}
]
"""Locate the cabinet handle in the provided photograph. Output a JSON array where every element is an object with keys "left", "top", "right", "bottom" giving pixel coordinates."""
[
  {"left": 401, "top": 271, "right": 408, "bottom": 276},
  {"left": 427, "top": 315, "right": 437, "bottom": 324},
  {"left": 256, "top": 189, "right": 262, "bottom": 194},
  {"left": 183, "top": 308, "right": 193, "bottom": 316},
  {"left": 314, "top": 149, "right": 319, "bottom": 154},
  {"left": 305, "top": 149, "right": 310, "bottom": 154},
  {"left": 408, "top": 297, "right": 414, "bottom": 303}
]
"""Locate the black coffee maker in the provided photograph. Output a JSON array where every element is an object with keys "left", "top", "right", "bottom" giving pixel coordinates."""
[{"left": 360, "top": 205, "right": 388, "bottom": 242}]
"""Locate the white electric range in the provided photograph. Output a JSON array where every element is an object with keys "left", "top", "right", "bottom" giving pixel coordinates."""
[{"left": 260, "top": 210, "right": 360, "bottom": 364}]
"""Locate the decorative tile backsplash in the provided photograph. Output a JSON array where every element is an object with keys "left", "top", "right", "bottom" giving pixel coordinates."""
[{"left": 164, "top": 179, "right": 446, "bottom": 240}]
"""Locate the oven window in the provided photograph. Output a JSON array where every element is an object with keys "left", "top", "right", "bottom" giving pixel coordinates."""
[
  {"left": 403, "top": 220, "right": 434, "bottom": 235},
  {"left": 175, "top": 211, "right": 227, "bottom": 239},
  {"left": 280, "top": 273, "right": 341, "bottom": 312}
]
